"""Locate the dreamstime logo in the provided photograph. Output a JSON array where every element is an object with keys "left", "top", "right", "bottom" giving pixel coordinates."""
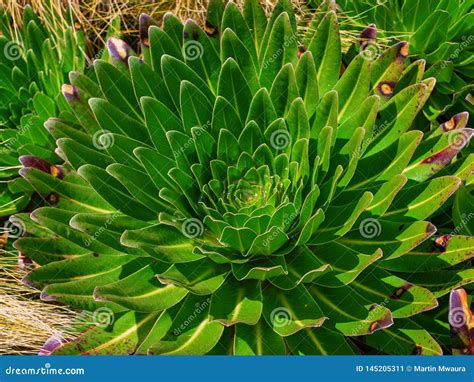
[
  {"left": 173, "top": 298, "right": 211, "bottom": 336},
  {"left": 174, "top": 120, "right": 211, "bottom": 159},
  {"left": 262, "top": 213, "right": 297, "bottom": 247},
  {"left": 451, "top": 212, "right": 474, "bottom": 235},
  {"left": 359, "top": 218, "right": 381, "bottom": 239},
  {"left": 353, "top": 120, "right": 390, "bottom": 159},
  {"left": 83, "top": 213, "right": 120, "bottom": 247},
  {"left": 181, "top": 218, "right": 204, "bottom": 239},
  {"left": 360, "top": 42, "right": 380, "bottom": 62},
  {"left": 270, "top": 307, "right": 292, "bottom": 328},
  {"left": 350, "top": 298, "right": 390, "bottom": 336},
  {"left": 262, "top": 33, "right": 298, "bottom": 69},
  {"left": 270, "top": 130, "right": 291, "bottom": 150},
  {"left": 440, "top": 34, "right": 474, "bottom": 69},
  {"left": 448, "top": 307, "right": 467, "bottom": 328},
  {"left": 86, "top": 48, "right": 104, "bottom": 68},
  {"left": 92, "top": 129, "right": 114, "bottom": 150},
  {"left": 4, "top": 41, "right": 22, "bottom": 60},
  {"left": 92, "top": 307, "right": 115, "bottom": 328},
  {"left": 182, "top": 41, "right": 204, "bottom": 61},
  {"left": 3, "top": 118, "right": 35, "bottom": 150},
  {"left": 448, "top": 129, "right": 472, "bottom": 150},
  {"left": 3, "top": 217, "right": 26, "bottom": 239}
]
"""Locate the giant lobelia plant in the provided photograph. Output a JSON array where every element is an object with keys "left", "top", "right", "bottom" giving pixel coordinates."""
[
  {"left": 0, "top": 5, "right": 86, "bottom": 219},
  {"left": 15, "top": 0, "right": 474, "bottom": 355}
]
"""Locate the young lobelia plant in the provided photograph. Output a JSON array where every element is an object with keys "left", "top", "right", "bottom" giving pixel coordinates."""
[
  {"left": 336, "top": 0, "right": 474, "bottom": 121},
  {"left": 0, "top": 5, "right": 86, "bottom": 218},
  {"left": 15, "top": 0, "right": 473, "bottom": 355}
]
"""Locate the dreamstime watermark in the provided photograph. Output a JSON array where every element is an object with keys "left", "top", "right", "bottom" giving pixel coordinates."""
[
  {"left": 360, "top": 41, "right": 381, "bottom": 62},
  {"left": 350, "top": 298, "right": 390, "bottom": 336},
  {"left": 262, "top": 212, "right": 297, "bottom": 248},
  {"left": 270, "top": 129, "right": 292, "bottom": 150},
  {"left": 270, "top": 307, "right": 292, "bottom": 327},
  {"left": 4, "top": 364, "right": 85, "bottom": 376},
  {"left": 448, "top": 307, "right": 467, "bottom": 328},
  {"left": 86, "top": 48, "right": 104, "bottom": 68},
  {"left": 451, "top": 212, "right": 474, "bottom": 235},
  {"left": 182, "top": 40, "right": 204, "bottom": 61},
  {"left": 440, "top": 35, "right": 474, "bottom": 69},
  {"left": 2, "top": 118, "right": 35, "bottom": 152},
  {"left": 2, "top": 216, "right": 26, "bottom": 239},
  {"left": 3, "top": 41, "right": 22, "bottom": 60},
  {"left": 83, "top": 213, "right": 120, "bottom": 247},
  {"left": 352, "top": 120, "right": 390, "bottom": 160},
  {"left": 181, "top": 218, "right": 204, "bottom": 239},
  {"left": 173, "top": 298, "right": 211, "bottom": 336},
  {"left": 447, "top": 129, "right": 473, "bottom": 150},
  {"left": 262, "top": 33, "right": 298, "bottom": 70},
  {"left": 91, "top": 307, "right": 115, "bottom": 328},
  {"left": 92, "top": 129, "right": 114, "bottom": 150},
  {"left": 359, "top": 218, "right": 382, "bottom": 239},
  {"left": 174, "top": 120, "right": 211, "bottom": 159}
]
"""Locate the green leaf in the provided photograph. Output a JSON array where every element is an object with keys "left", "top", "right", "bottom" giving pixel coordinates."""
[
  {"left": 311, "top": 192, "right": 373, "bottom": 244},
  {"left": 94, "top": 60, "right": 141, "bottom": 120},
  {"left": 180, "top": 80, "right": 213, "bottom": 133},
  {"left": 78, "top": 165, "right": 156, "bottom": 221},
  {"left": 156, "top": 258, "right": 229, "bottom": 295},
  {"left": 95, "top": 264, "right": 188, "bottom": 312},
  {"left": 231, "top": 256, "right": 287, "bottom": 281},
  {"left": 161, "top": 55, "right": 215, "bottom": 110},
  {"left": 14, "top": 237, "right": 88, "bottom": 265},
  {"left": 243, "top": 0, "right": 267, "bottom": 55},
  {"left": 222, "top": 2, "right": 257, "bottom": 63},
  {"left": 260, "top": 12, "right": 297, "bottom": 89},
  {"left": 56, "top": 312, "right": 160, "bottom": 355},
  {"left": 183, "top": 20, "right": 221, "bottom": 92},
  {"left": 307, "top": 11, "right": 341, "bottom": 96},
  {"left": 270, "top": 246, "right": 330, "bottom": 290},
  {"left": 150, "top": 319, "right": 224, "bottom": 355},
  {"left": 210, "top": 278, "right": 262, "bottom": 325},
  {"left": 309, "top": 285, "right": 393, "bottom": 337},
  {"left": 382, "top": 235, "right": 474, "bottom": 272},
  {"left": 339, "top": 220, "right": 436, "bottom": 260},
  {"left": 409, "top": 10, "right": 451, "bottom": 53},
  {"left": 221, "top": 28, "right": 259, "bottom": 93},
  {"left": 384, "top": 176, "right": 461, "bottom": 220},
  {"left": 334, "top": 54, "right": 370, "bottom": 121},
  {"left": 20, "top": 168, "right": 113, "bottom": 214},
  {"left": 270, "top": 63, "right": 299, "bottom": 117},
  {"left": 311, "top": 90, "right": 338, "bottom": 140},
  {"left": 295, "top": 51, "right": 319, "bottom": 117},
  {"left": 364, "top": 321, "right": 443, "bottom": 355},
  {"left": 90, "top": 98, "right": 149, "bottom": 143},
  {"left": 262, "top": 284, "right": 326, "bottom": 336},
  {"left": 121, "top": 224, "right": 202, "bottom": 263},
  {"left": 234, "top": 319, "right": 286, "bottom": 355},
  {"left": 286, "top": 327, "right": 356, "bottom": 355},
  {"left": 366, "top": 83, "right": 428, "bottom": 155},
  {"left": 30, "top": 207, "right": 123, "bottom": 256},
  {"left": 313, "top": 244, "right": 382, "bottom": 287},
  {"left": 212, "top": 96, "right": 243, "bottom": 137},
  {"left": 218, "top": 58, "right": 252, "bottom": 121},
  {"left": 349, "top": 269, "right": 438, "bottom": 318}
]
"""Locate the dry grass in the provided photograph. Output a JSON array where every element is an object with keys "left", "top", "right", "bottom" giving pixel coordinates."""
[
  {"left": 0, "top": 251, "right": 79, "bottom": 355},
  {"left": 1, "top": 0, "right": 312, "bottom": 53}
]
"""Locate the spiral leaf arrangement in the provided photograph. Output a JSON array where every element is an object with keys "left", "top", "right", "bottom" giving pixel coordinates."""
[{"left": 14, "top": 0, "right": 474, "bottom": 355}]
